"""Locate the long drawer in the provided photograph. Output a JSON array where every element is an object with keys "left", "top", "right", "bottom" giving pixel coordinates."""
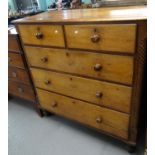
[
  {"left": 8, "top": 80, "right": 35, "bottom": 102},
  {"left": 8, "top": 67, "right": 30, "bottom": 85},
  {"left": 8, "top": 53, "right": 25, "bottom": 69},
  {"left": 25, "top": 46, "right": 134, "bottom": 85},
  {"left": 31, "top": 68, "right": 132, "bottom": 113},
  {"left": 37, "top": 88, "right": 129, "bottom": 139},
  {"left": 65, "top": 24, "right": 137, "bottom": 53},
  {"left": 8, "top": 36, "right": 21, "bottom": 53},
  {"left": 18, "top": 25, "right": 65, "bottom": 47}
]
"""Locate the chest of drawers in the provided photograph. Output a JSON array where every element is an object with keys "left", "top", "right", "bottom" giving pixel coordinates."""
[
  {"left": 8, "top": 27, "right": 38, "bottom": 109},
  {"left": 14, "top": 6, "right": 147, "bottom": 151}
]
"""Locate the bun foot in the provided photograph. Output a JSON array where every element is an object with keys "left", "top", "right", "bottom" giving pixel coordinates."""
[
  {"left": 42, "top": 110, "right": 54, "bottom": 116},
  {"left": 127, "top": 145, "right": 136, "bottom": 153}
]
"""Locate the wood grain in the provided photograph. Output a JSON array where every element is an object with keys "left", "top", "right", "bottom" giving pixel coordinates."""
[
  {"left": 13, "top": 6, "right": 146, "bottom": 24},
  {"left": 31, "top": 68, "right": 132, "bottom": 113},
  {"left": 8, "top": 36, "right": 21, "bottom": 53},
  {"left": 8, "top": 80, "right": 35, "bottom": 102},
  {"left": 65, "top": 24, "right": 137, "bottom": 53},
  {"left": 8, "top": 26, "right": 36, "bottom": 105},
  {"left": 18, "top": 25, "right": 65, "bottom": 47},
  {"left": 9, "top": 67, "right": 30, "bottom": 85},
  {"left": 14, "top": 6, "right": 147, "bottom": 146},
  {"left": 37, "top": 88, "right": 129, "bottom": 139},
  {"left": 8, "top": 52, "right": 25, "bottom": 69},
  {"left": 24, "top": 46, "right": 134, "bottom": 85},
  {"left": 129, "top": 21, "right": 147, "bottom": 143}
]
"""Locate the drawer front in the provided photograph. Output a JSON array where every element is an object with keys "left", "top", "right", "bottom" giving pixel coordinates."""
[
  {"left": 18, "top": 25, "right": 65, "bottom": 47},
  {"left": 8, "top": 53, "right": 25, "bottom": 69},
  {"left": 8, "top": 36, "right": 21, "bottom": 53},
  {"left": 8, "top": 80, "right": 35, "bottom": 101},
  {"left": 25, "top": 46, "right": 133, "bottom": 85},
  {"left": 37, "top": 88, "right": 129, "bottom": 139},
  {"left": 65, "top": 24, "right": 136, "bottom": 53},
  {"left": 31, "top": 68, "right": 132, "bottom": 113},
  {"left": 8, "top": 67, "right": 30, "bottom": 84}
]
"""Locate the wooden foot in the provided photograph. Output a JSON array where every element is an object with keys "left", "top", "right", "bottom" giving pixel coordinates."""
[
  {"left": 34, "top": 103, "right": 44, "bottom": 117},
  {"left": 42, "top": 110, "right": 54, "bottom": 116},
  {"left": 33, "top": 103, "right": 54, "bottom": 117},
  {"left": 37, "top": 108, "right": 45, "bottom": 117},
  {"left": 127, "top": 145, "right": 136, "bottom": 153}
]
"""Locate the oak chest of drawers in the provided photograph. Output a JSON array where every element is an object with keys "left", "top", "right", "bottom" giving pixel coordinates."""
[
  {"left": 8, "top": 27, "right": 36, "bottom": 104},
  {"left": 14, "top": 6, "right": 147, "bottom": 150}
]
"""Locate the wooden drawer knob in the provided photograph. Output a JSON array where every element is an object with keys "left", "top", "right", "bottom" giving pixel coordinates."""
[
  {"left": 35, "top": 32, "right": 43, "bottom": 39},
  {"left": 96, "top": 91, "right": 103, "bottom": 98},
  {"left": 18, "top": 87, "right": 24, "bottom": 93},
  {"left": 51, "top": 101, "right": 57, "bottom": 108},
  {"left": 94, "top": 64, "right": 102, "bottom": 71},
  {"left": 44, "top": 80, "right": 51, "bottom": 85},
  {"left": 12, "top": 72, "right": 17, "bottom": 77},
  {"left": 96, "top": 117, "right": 102, "bottom": 123},
  {"left": 91, "top": 34, "right": 100, "bottom": 43},
  {"left": 41, "top": 57, "right": 48, "bottom": 63}
]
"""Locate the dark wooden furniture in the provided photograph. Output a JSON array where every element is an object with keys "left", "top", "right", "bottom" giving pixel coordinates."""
[
  {"left": 13, "top": 6, "right": 147, "bottom": 151},
  {"left": 8, "top": 27, "right": 37, "bottom": 109}
]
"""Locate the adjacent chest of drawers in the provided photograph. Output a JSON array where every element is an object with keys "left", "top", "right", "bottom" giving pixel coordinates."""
[
  {"left": 8, "top": 27, "right": 36, "bottom": 102},
  {"left": 14, "top": 6, "right": 147, "bottom": 150}
]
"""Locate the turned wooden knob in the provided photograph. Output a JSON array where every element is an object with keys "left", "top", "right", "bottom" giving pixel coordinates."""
[
  {"left": 35, "top": 32, "right": 43, "bottom": 39},
  {"left": 96, "top": 117, "right": 102, "bottom": 123},
  {"left": 96, "top": 91, "right": 103, "bottom": 98},
  {"left": 18, "top": 87, "right": 24, "bottom": 93},
  {"left": 12, "top": 72, "right": 17, "bottom": 77},
  {"left": 44, "top": 80, "right": 51, "bottom": 85},
  {"left": 41, "top": 57, "right": 48, "bottom": 63},
  {"left": 51, "top": 101, "right": 57, "bottom": 108},
  {"left": 94, "top": 64, "right": 102, "bottom": 71},
  {"left": 91, "top": 34, "right": 100, "bottom": 43}
]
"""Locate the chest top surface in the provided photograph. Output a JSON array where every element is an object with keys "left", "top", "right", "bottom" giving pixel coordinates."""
[{"left": 13, "top": 5, "right": 147, "bottom": 24}]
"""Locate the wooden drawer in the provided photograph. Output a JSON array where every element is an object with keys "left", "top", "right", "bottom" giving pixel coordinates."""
[
  {"left": 18, "top": 25, "right": 65, "bottom": 47},
  {"left": 8, "top": 53, "right": 25, "bottom": 69},
  {"left": 25, "top": 46, "right": 133, "bottom": 85},
  {"left": 8, "top": 67, "right": 30, "bottom": 85},
  {"left": 8, "top": 36, "right": 21, "bottom": 53},
  {"left": 31, "top": 68, "right": 132, "bottom": 113},
  {"left": 65, "top": 24, "right": 136, "bottom": 53},
  {"left": 37, "top": 88, "right": 129, "bottom": 139},
  {"left": 8, "top": 80, "right": 35, "bottom": 102}
]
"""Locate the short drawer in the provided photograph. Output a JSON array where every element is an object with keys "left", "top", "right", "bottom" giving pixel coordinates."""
[
  {"left": 25, "top": 46, "right": 133, "bottom": 85},
  {"left": 65, "top": 24, "right": 136, "bottom": 53},
  {"left": 8, "top": 36, "right": 21, "bottom": 53},
  {"left": 8, "top": 53, "right": 25, "bottom": 69},
  {"left": 31, "top": 68, "right": 132, "bottom": 113},
  {"left": 18, "top": 25, "right": 65, "bottom": 47},
  {"left": 8, "top": 80, "right": 35, "bottom": 102},
  {"left": 8, "top": 67, "right": 30, "bottom": 85},
  {"left": 37, "top": 88, "right": 129, "bottom": 139}
]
